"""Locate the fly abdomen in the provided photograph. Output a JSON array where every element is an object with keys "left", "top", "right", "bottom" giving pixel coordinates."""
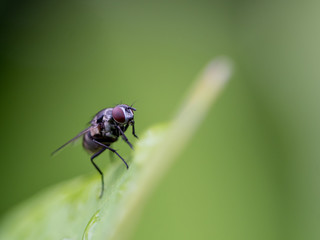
[
  {"left": 83, "top": 132, "right": 101, "bottom": 154},
  {"left": 82, "top": 131, "right": 119, "bottom": 154}
]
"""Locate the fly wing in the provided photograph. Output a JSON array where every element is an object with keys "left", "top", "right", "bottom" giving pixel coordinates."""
[{"left": 51, "top": 127, "right": 91, "bottom": 156}]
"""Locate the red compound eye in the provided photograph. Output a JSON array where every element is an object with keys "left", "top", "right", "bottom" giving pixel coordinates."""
[{"left": 112, "top": 106, "right": 125, "bottom": 123}]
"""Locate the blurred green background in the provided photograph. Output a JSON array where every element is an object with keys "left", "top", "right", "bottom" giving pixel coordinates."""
[{"left": 1, "top": 0, "right": 320, "bottom": 239}]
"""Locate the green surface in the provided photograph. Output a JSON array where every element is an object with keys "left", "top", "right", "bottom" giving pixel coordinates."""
[
  {"left": 0, "top": 126, "right": 165, "bottom": 240},
  {"left": 1, "top": 0, "right": 320, "bottom": 239},
  {"left": 0, "top": 58, "right": 231, "bottom": 240}
]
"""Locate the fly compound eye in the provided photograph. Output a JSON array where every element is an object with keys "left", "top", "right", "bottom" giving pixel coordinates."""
[{"left": 112, "top": 106, "right": 126, "bottom": 123}]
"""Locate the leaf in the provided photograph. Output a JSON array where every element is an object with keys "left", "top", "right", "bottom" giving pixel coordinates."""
[{"left": 0, "top": 58, "right": 232, "bottom": 240}]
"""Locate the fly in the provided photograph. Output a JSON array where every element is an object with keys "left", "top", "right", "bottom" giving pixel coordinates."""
[{"left": 52, "top": 104, "right": 138, "bottom": 198}]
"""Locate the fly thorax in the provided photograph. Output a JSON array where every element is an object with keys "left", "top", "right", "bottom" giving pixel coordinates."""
[{"left": 103, "top": 121, "right": 118, "bottom": 138}]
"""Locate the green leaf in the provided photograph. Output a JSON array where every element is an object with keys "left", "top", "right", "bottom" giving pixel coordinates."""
[{"left": 0, "top": 58, "right": 232, "bottom": 240}]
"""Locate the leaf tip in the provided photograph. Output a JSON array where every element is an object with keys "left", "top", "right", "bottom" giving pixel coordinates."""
[{"left": 202, "top": 57, "right": 233, "bottom": 88}]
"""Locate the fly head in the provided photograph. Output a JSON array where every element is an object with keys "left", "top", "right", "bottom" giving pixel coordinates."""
[{"left": 112, "top": 104, "right": 136, "bottom": 125}]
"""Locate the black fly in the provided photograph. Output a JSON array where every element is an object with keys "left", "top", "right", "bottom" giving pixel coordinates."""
[{"left": 52, "top": 104, "right": 138, "bottom": 198}]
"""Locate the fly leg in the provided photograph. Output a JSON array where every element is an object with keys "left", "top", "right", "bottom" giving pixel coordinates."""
[
  {"left": 131, "top": 120, "right": 139, "bottom": 139},
  {"left": 91, "top": 148, "right": 107, "bottom": 198},
  {"left": 116, "top": 125, "right": 134, "bottom": 150},
  {"left": 92, "top": 139, "right": 129, "bottom": 169}
]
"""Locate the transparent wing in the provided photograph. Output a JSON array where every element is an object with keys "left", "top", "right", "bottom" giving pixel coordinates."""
[{"left": 51, "top": 127, "right": 91, "bottom": 156}]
